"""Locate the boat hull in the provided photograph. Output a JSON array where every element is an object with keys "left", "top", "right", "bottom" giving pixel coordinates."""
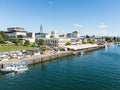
[
  {"left": 14, "top": 67, "right": 28, "bottom": 72},
  {"left": 1, "top": 69, "right": 14, "bottom": 73}
]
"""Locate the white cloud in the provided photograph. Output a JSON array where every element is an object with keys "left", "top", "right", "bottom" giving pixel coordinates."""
[
  {"left": 73, "top": 23, "right": 82, "bottom": 28},
  {"left": 98, "top": 22, "right": 107, "bottom": 29}
]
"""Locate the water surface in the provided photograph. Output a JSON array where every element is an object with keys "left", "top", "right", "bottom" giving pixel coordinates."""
[{"left": 0, "top": 46, "right": 120, "bottom": 90}]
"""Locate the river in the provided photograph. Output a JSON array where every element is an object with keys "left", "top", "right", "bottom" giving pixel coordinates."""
[{"left": 0, "top": 46, "right": 120, "bottom": 90}]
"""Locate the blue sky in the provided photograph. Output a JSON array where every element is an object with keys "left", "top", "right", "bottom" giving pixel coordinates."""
[{"left": 0, "top": 0, "right": 120, "bottom": 36}]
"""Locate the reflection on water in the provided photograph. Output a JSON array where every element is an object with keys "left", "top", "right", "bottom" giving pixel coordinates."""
[
  {"left": 0, "top": 70, "right": 28, "bottom": 78},
  {"left": 4, "top": 72, "right": 16, "bottom": 77}
]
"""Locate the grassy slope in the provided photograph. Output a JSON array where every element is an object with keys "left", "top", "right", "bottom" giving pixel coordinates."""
[{"left": 0, "top": 45, "right": 34, "bottom": 52}]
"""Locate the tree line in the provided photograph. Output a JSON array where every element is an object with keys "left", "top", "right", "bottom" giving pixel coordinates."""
[{"left": 0, "top": 31, "right": 9, "bottom": 43}]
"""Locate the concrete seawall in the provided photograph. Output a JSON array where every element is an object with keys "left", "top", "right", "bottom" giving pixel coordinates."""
[
  {"left": 0, "top": 51, "right": 73, "bottom": 69},
  {"left": 0, "top": 45, "right": 105, "bottom": 69}
]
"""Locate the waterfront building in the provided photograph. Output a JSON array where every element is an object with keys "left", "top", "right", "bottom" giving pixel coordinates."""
[
  {"left": 35, "top": 25, "right": 50, "bottom": 39},
  {"left": 76, "top": 38, "right": 82, "bottom": 45},
  {"left": 70, "top": 38, "right": 82, "bottom": 45},
  {"left": 35, "top": 33, "right": 49, "bottom": 39},
  {"left": 43, "top": 38, "right": 70, "bottom": 47},
  {"left": 6, "top": 27, "right": 35, "bottom": 45},
  {"left": 58, "top": 38, "right": 71, "bottom": 47},
  {"left": 66, "top": 33, "right": 72, "bottom": 38},
  {"left": 94, "top": 37, "right": 106, "bottom": 44},
  {"left": 26, "top": 32, "right": 35, "bottom": 43},
  {"left": 44, "top": 38, "right": 58, "bottom": 47},
  {"left": 66, "top": 31, "right": 80, "bottom": 39},
  {"left": 66, "top": 31, "right": 81, "bottom": 45},
  {"left": 82, "top": 38, "right": 88, "bottom": 43},
  {"left": 59, "top": 34, "right": 66, "bottom": 38},
  {"left": 72, "top": 31, "right": 80, "bottom": 38},
  {"left": 6, "top": 27, "right": 27, "bottom": 39},
  {"left": 50, "top": 29, "right": 59, "bottom": 38}
]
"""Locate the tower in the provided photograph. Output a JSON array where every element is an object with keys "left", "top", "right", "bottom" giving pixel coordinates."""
[{"left": 40, "top": 25, "right": 43, "bottom": 33}]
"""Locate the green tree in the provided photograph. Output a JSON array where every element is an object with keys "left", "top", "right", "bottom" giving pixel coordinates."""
[
  {"left": 88, "top": 40, "right": 95, "bottom": 44},
  {"left": 0, "top": 34, "right": 3, "bottom": 43},
  {"left": 105, "top": 37, "right": 113, "bottom": 43},
  {"left": 113, "top": 37, "right": 117, "bottom": 42},
  {"left": 117, "top": 37, "right": 120, "bottom": 42},
  {"left": 24, "top": 40, "right": 30, "bottom": 46},
  {"left": 65, "top": 42, "right": 71, "bottom": 46},
  {"left": 82, "top": 41, "right": 87, "bottom": 44},
  {"left": 40, "top": 45, "right": 48, "bottom": 54},
  {"left": 0, "top": 31, "right": 9, "bottom": 41},
  {"left": 36, "top": 39, "right": 44, "bottom": 46},
  {"left": 0, "top": 31, "right": 9, "bottom": 43},
  {"left": 31, "top": 43, "right": 37, "bottom": 47},
  {"left": 13, "top": 38, "right": 20, "bottom": 45}
]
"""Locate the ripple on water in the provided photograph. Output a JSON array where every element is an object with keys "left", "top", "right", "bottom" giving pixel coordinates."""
[{"left": 0, "top": 47, "right": 120, "bottom": 90}]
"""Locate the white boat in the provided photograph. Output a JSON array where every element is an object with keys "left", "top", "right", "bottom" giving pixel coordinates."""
[
  {"left": 1, "top": 62, "right": 28, "bottom": 73},
  {"left": 1, "top": 64, "right": 15, "bottom": 73},
  {"left": 14, "top": 62, "right": 28, "bottom": 72},
  {"left": 14, "top": 67, "right": 28, "bottom": 72}
]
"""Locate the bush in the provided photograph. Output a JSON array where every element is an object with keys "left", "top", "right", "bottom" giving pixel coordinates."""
[
  {"left": 40, "top": 45, "right": 48, "bottom": 52},
  {"left": 13, "top": 38, "right": 20, "bottom": 45},
  {"left": 65, "top": 42, "right": 71, "bottom": 46},
  {"left": 82, "top": 41, "right": 87, "bottom": 44},
  {"left": 24, "top": 40, "right": 30, "bottom": 46},
  {"left": 88, "top": 40, "right": 95, "bottom": 44}
]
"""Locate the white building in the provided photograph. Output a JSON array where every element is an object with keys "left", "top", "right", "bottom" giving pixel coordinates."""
[
  {"left": 44, "top": 38, "right": 58, "bottom": 47},
  {"left": 43, "top": 38, "right": 70, "bottom": 47},
  {"left": 94, "top": 37, "right": 105, "bottom": 44},
  {"left": 26, "top": 32, "right": 35, "bottom": 43},
  {"left": 66, "top": 31, "right": 80, "bottom": 39},
  {"left": 58, "top": 38, "right": 71, "bottom": 47},
  {"left": 35, "top": 25, "right": 50, "bottom": 39},
  {"left": 72, "top": 31, "right": 80, "bottom": 38},
  {"left": 6, "top": 27, "right": 35, "bottom": 45},
  {"left": 50, "top": 29, "right": 59, "bottom": 38},
  {"left": 6, "top": 27, "right": 27, "bottom": 38},
  {"left": 35, "top": 33, "right": 50, "bottom": 39}
]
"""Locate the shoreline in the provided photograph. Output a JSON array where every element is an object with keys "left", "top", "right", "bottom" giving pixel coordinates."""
[{"left": 0, "top": 44, "right": 105, "bottom": 69}]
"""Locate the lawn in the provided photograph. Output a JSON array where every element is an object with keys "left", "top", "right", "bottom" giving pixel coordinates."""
[{"left": 0, "top": 45, "right": 35, "bottom": 52}]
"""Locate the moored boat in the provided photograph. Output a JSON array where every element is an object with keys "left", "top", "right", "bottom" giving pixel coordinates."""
[
  {"left": 1, "top": 64, "right": 17, "bottom": 73},
  {"left": 14, "top": 62, "right": 28, "bottom": 72},
  {"left": 1, "top": 66, "right": 14, "bottom": 73},
  {"left": 1, "top": 62, "right": 28, "bottom": 73}
]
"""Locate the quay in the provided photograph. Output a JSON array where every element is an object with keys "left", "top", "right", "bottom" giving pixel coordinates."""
[{"left": 0, "top": 44, "right": 105, "bottom": 69}]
